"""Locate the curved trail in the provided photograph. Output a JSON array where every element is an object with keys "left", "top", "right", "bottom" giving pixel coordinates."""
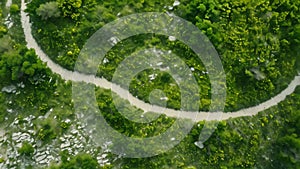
[
  {"left": 20, "top": 0, "right": 300, "bottom": 122},
  {"left": 5, "top": 0, "right": 12, "bottom": 8}
]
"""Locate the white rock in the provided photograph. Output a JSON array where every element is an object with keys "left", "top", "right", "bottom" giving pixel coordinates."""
[
  {"left": 160, "top": 97, "right": 168, "bottom": 101},
  {"left": 7, "top": 109, "right": 13, "bottom": 113},
  {"left": 173, "top": 0, "right": 180, "bottom": 6},
  {"left": 149, "top": 74, "right": 156, "bottom": 80},
  {"left": 71, "top": 129, "right": 78, "bottom": 135},
  {"left": 12, "top": 132, "right": 21, "bottom": 140},
  {"left": 101, "top": 154, "right": 108, "bottom": 158},
  {"left": 194, "top": 141, "right": 204, "bottom": 149},
  {"left": 1, "top": 85, "right": 16, "bottom": 93},
  {"left": 168, "top": 36, "right": 176, "bottom": 41},
  {"left": 60, "top": 142, "right": 71, "bottom": 149},
  {"left": 103, "top": 58, "right": 109, "bottom": 64},
  {"left": 108, "top": 37, "right": 120, "bottom": 46},
  {"left": 65, "top": 119, "right": 71, "bottom": 123},
  {"left": 15, "top": 143, "right": 22, "bottom": 148}
]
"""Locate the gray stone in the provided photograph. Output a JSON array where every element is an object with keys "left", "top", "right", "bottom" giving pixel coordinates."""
[{"left": 1, "top": 85, "right": 16, "bottom": 93}]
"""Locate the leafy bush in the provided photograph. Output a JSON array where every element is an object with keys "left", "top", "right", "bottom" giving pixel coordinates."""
[
  {"left": 0, "top": 45, "right": 49, "bottom": 83},
  {"left": 37, "top": 118, "right": 60, "bottom": 141},
  {"left": 50, "top": 153, "right": 101, "bottom": 169},
  {"left": 18, "top": 142, "right": 34, "bottom": 156},
  {"left": 27, "top": 0, "right": 300, "bottom": 112},
  {"left": 10, "top": 4, "right": 20, "bottom": 14},
  {"left": 0, "top": 26, "right": 7, "bottom": 37},
  {"left": 36, "top": 2, "right": 61, "bottom": 20},
  {"left": 56, "top": 0, "right": 82, "bottom": 20},
  {"left": 0, "top": 35, "right": 11, "bottom": 53}
]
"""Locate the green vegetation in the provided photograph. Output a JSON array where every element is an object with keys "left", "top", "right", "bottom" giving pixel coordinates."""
[
  {"left": 0, "top": 46, "right": 48, "bottom": 83},
  {"left": 26, "top": 0, "right": 300, "bottom": 111},
  {"left": 118, "top": 87, "right": 300, "bottom": 168},
  {"left": 0, "top": 44, "right": 60, "bottom": 123},
  {"left": 36, "top": 118, "right": 60, "bottom": 141},
  {"left": 0, "top": 0, "right": 299, "bottom": 168},
  {"left": 50, "top": 153, "right": 101, "bottom": 169},
  {"left": 18, "top": 141, "right": 34, "bottom": 156},
  {"left": 36, "top": 2, "right": 61, "bottom": 20}
]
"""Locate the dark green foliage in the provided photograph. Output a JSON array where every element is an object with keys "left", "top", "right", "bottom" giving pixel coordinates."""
[
  {"left": 18, "top": 141, "right": 34, "bottom": 156},
  {"left": 36, "top": 118, "right": 60, "bottom": 141},
  {"left": 129, "top": 69, "right": 182, "bottom": 110},
  {"left": 190, "top": 0, "right": 299, "bottom": 110},
  {"left": 0, "top": 7, "right": 60, "bottom": 123},
  {"left": 0, "top": 35, "right": 12, "bottom": 52},
  {"left": 268, "top": 88, "right": 300, "bottom": 168},
  {"left": 36, "top": 2, "right": 61, "bottom": 20},
  {"left": 50, "top": 153, "right": 100, "bottom": 169},
  {"left": 0, "top": 45, "right": 50, "bottom": 84},
  {"left": 56, "top": 0, "right": 96, "bottom": 20}
]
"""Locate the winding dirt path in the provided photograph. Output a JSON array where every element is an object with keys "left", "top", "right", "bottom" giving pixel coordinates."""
[{"left": 20, "top": 0, "right": 300, "bottom": 122}]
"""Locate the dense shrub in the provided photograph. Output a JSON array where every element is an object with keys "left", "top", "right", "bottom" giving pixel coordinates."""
[
  {"left": 18, "top": 142, "right": 34, "bottom": 156},
  {"left": 10, "top": 4, "right": 20, "bottom": 14},
  {"left": 36, "top": 2, "right": 61, "bottom": 20}
]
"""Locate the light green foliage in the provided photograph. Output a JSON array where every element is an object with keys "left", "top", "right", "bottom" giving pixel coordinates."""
[
  {"left": 10, "top": 4, "right": 20, "bottom": 14},
  {"left": 294, "top": 24, "right": 300, "bottom": 44},
  {"left": 0, "top": 26, "right": 7, "bottom": 37},
  {"left": 0, "top": 9, "right": 7, "bottom": 37},
  {"left": 56, "top": 0, "right": 96, "bottom": 20},
  {"left": 36, "top": 2, "right": 61, "bottom": 20},
  {"left": 0, "top": 46, "right": 48, "bottom": 83},
  {"left": 36, "top": 118, "right": 60, "bottom": 141}
]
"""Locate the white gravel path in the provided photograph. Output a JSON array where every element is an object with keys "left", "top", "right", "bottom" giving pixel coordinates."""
[
  {"left": 20, "top": 0, "right": 300, "bottom": 122},
  {"left": 5, "top": 0, "right": 12, "bottom": 8}
]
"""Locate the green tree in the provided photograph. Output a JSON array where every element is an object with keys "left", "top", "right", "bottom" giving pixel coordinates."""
[
  {"left": 0, "top": 46, "right": 48, "bottom": 83},
  {"left": 37, "top": 118, "right": 59, "bottom": 141},
  {"left": 18, "top": 142, "right": 34, "bottom": 156},
  {"left": 10, "top": 4, "right": 20, "bottom": 14},
  {"left": 56, "top": 0, "right": 82, "bottom": 20},
  {"left": 293, "top": 24, "right": 300, "bottom": 44},
  {"left": 36, "top": 2, "right": 61, "bottom": 20},
  {"left": 0, "top": 25, "right": 7, "bottom": 38}
]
